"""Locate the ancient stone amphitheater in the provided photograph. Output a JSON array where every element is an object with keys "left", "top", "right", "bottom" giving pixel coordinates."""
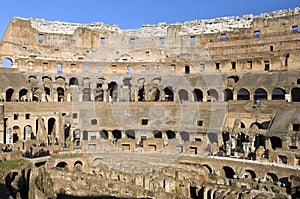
[{"left": 0, "top": 7, "right": 300, "bottom": 199}]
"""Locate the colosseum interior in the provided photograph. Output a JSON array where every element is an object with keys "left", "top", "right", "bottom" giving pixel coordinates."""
[{"left": 0, "top": 7, "right": 300, "bottom": 199}]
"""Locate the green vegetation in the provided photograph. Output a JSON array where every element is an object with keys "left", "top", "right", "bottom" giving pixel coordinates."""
[{"left": 0, "top": 158, "right": 27, "bottom": 170}]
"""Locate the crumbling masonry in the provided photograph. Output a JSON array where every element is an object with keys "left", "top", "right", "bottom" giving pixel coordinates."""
[{"left": 1, "top": 8, "right": 300, "bottom": 199}]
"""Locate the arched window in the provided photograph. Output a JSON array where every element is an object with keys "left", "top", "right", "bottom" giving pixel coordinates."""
[
  {"left": 207, "top": 89, "right": 218, "bottom": 102},
  {"left": 164, "top": 87, "right": 174, "bottom": 101},
  {"left": 108, "top": 82, "right": 118, "bottom": 101},
  {"left": 254, "top": 88, "right": 268, "bottom": 100},
  {"left": 2, "top": 58, "right": 13, "bottom": 68},
  {"left": 237, "top": 88, "right": 250, "bottom": 100},
  {"left": 178, "top": 89, "right": 189, "bottom": 102},
  {"left": 125, "top": 130, "right": 135, "bottom": 139},
  {"left": 223, "top": 166, "right": 235, "bottom": 179},
  {"left": 112, "top": 130, "right": 122, "bottom": 140},
  {"left": 138, "top": 86, "right": 145, "bottom": 101},
  {"left": 69, "top": 77, "right": 79, "bottom": 86},
  {"left": 193, "top": 89, "right": 203, "bottom": 102},
  {"left": 19, "top": 89, "right": 28, "bottom": 101},
  {"left": 270, "top": 136, "right": 282, "bottom": 150},
  {"left": 291, "top": 88, "right": 300, "bottom": 102},
  {"left": 224, "top": 89, "right": 233, "bottom": 101},
  {"left": 166, "top": 130, "right": 176, "bottom": 139},
  {"left": 153, "top": 130, "right": 162, "bottom": 138},
  {"left": 180, "top": 131, "right": 189, "bottom": 142},
  {"left": 57, "top": 87, "right": 64, "bottom": 102},
  {"left": 6, "top": 88, "right": 14, "bottom": 102},
  {"left": 48, "top": 118, "right": 56, "bottom": 136},
  {"left": 272, "top": 88, "right": 286, "bottom": 100},
  {"left": 99, "top": 130, "right": 108, "bottom": 140}
]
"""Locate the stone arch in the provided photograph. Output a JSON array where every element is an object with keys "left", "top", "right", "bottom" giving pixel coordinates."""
[
  {"left": 202, "top": 164, "right": 212, "bottom": 174},
  {"left": 193, "top": 89, "right": 203, "bottom": 102},
  {"left": 108, "top": 81, "right": 118, "bottom": 101},
  {"left": 254, "top": 88, "right": 268, "bottom": 100},
  {"left": 19, "top": 88, "right": 28, "bottom": 101},
  {"left": 6, "top": 88, "right": 14, "bottom": 102},
  {"left": 125, "top": 130, "right": 135, "bottom": 139},
  {"left": 166, "top": 130, "right": 176, "bottom": 139},
  {"left": 223, "top": 166, "right": 235, "bottom": 179},
  {"left": 207, "top": 89, "right": 218, "bottom": 102},
  {"left": 2, "top": 57, "right": 13, "bottom": 68},
  {"left": 254, "top": 134, "right": 266, "bottom": 148},
  {"left": 112, "top": 130, "right": 122, "bottom": 140},
  {"left": 244, "top": 169, "right": 256, "bottom": 179},
  {"left": 48, "top": 118, "right": 56, "bottom": 136},
  {"left": 178, "top": 89, "right": 189, "bottom": 102},
  {"left": 69, "top": 77, "right": 79, "bottom": 86},
  {"left": 74, "top": 160, "right": 83, "bottom": 167},
  {"left": 153, "top": 130, "right": 162, "bottom": 138},
  {"left": 250, "top": 122, "right": 263, "bottom": 129},
  {"left": 55, "top": 76, "right": 65, "bottom": 86},
  {"left": 237, "top": 88, "right": 250, "bottom": 100},
  {"left": 180, "top": 131, "right": 190, "bottom": 142},
  {"left": 270, "top": 136, "right": 282, "bottom": 150},
  {"left": 164, "top": 87, "right": 174, "bottom": 101},
  {"left": 272, "top": 87, "right": 286, "bottom": 100},
  {"left": 57, "top": 87, "right": 64, "bottom": 102},
  {"left": 99, "top": 130, "right": 108, "bottom": 140},
  {"left": 56, "top": 161, "right": 68, "bottom": 168},
  {"left": 266, "top": 172, "right": 278, "bottom": 183},
  {"left": 224, "top": 88, "right": 233, "bottom": 102},
  {"left": 12, "top": 126, "right": 20, "bottom": 143},
  {"left": 291, "top": 87, "right": 300, "bottom": 102}
]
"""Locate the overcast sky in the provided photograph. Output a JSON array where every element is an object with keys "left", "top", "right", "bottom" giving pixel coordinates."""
[{"left": 0, "top": 0, "right": 299, "bottom": 39}]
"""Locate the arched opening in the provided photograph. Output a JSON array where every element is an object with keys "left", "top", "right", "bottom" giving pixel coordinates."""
[
  {"left": 244, "top": 169, "right": 256, "bottom": 179},
  {"left": 153, "top": 130, "right": 162, "bottom": 138},
  {"left": 178, "top": 89, "right": 189, "bottom": 103},
  {"left": 108, "top": 82, "right": 118, "bottom": 101},
  {"left": 193, "top": 89, "right": 203, "bottom": 102},
  {"left": 180, "top": 131, "right": 190, "bottom": 142},
  {"left": 57, "top": 87, "right": 64, "bottom": 102},
  {"left": 166, "top": 130, "right": 176, "bottom": 139},
  {"left": 224, "top": 89, "right": 233, "bottom": 102},
  {"left": 12, "top": 126, "right": 20, "bottom": 143},
  {"left": 266, "top": 173, "right": 278, "bottom": 183},
  {"left": 202, "top": 164, "right": 212, "bottom": 174},
  {"left": 261, "top": 121, "right": 270, "bottom": 129},
  {"left": 254, "top": 88, "right": 268, "bottom": 100},
  {"left": 272, "top": 88, "right": 286, "bottom": 100},
  {"left": 255, "top": 134, "right": 266, "bottom": 148},
  {"left": 291, "top": 88, "right": 300, "bottom": 102},
  {"left": 19, "top": 89, "right": 28, "bottom": 101},
  {"left": 207, "top": 89, "right": 218, "bottom": 102},
  {"left": 236, "top": 133, "right": 249, "bottom": 152},
  {"left": 270, "top": 136, "right": 282, "bottom": 150},
  {"left": 99, "top": 130, "right": 108, "bottom": 140},
  {"left": 223, "top": 166, "right": 235, "bottom": 179},
  {"left": 138, "top": 86, "right": 145, "bottom": 101},
  {"left": 44, "top": 87, "right": 51, "bottom": 96},
  {"left": 24, "top": 125, "right": 33, "bottom": 140},
  {"left": 112, "top": 130, "right": 122, "bottom": 140},
  {"left": 2, "top": 58, "right": 13, "bottom": 68},
  {"left": 125, "top": 130, "right": 135, "bottom": 139},
  {"left": 74, "top": 160, "right": 83, "bottom": 167},
  {"left": 279, "top": 177, "right": 291, "bottom": 193},
  {"left": 250, "top": 122, "right": 263, "bottom": 129},
  {"left": 56, "top": 162, "right": 68, "bottom": 168},
  {"left": 6, "top": 88, "right": 14, "bottom": 102},
  {"left": 64, "top": 124, "right": 70, "bottom": 142},
  {"left": 222, "top": 132, "right": 230, "bottom": 143},
  {"left": 48, "top": 118, "right": 56, "bottom": 136},
  {"left": 69, "top": 77, "right": 79, "bottom": 86},
  {"left": 237, "top": 88, "right": 250, "bottom": 100},
  {"left": 164, "top": 87, "right": 174, "bottom": 101},
  {"left": 82, "top": 88, "right": 91, "bottom": 101}
]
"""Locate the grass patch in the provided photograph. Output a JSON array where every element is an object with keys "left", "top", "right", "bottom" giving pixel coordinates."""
[{"left": 0, "top": 158, "right": 27, "bottom": 170}]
